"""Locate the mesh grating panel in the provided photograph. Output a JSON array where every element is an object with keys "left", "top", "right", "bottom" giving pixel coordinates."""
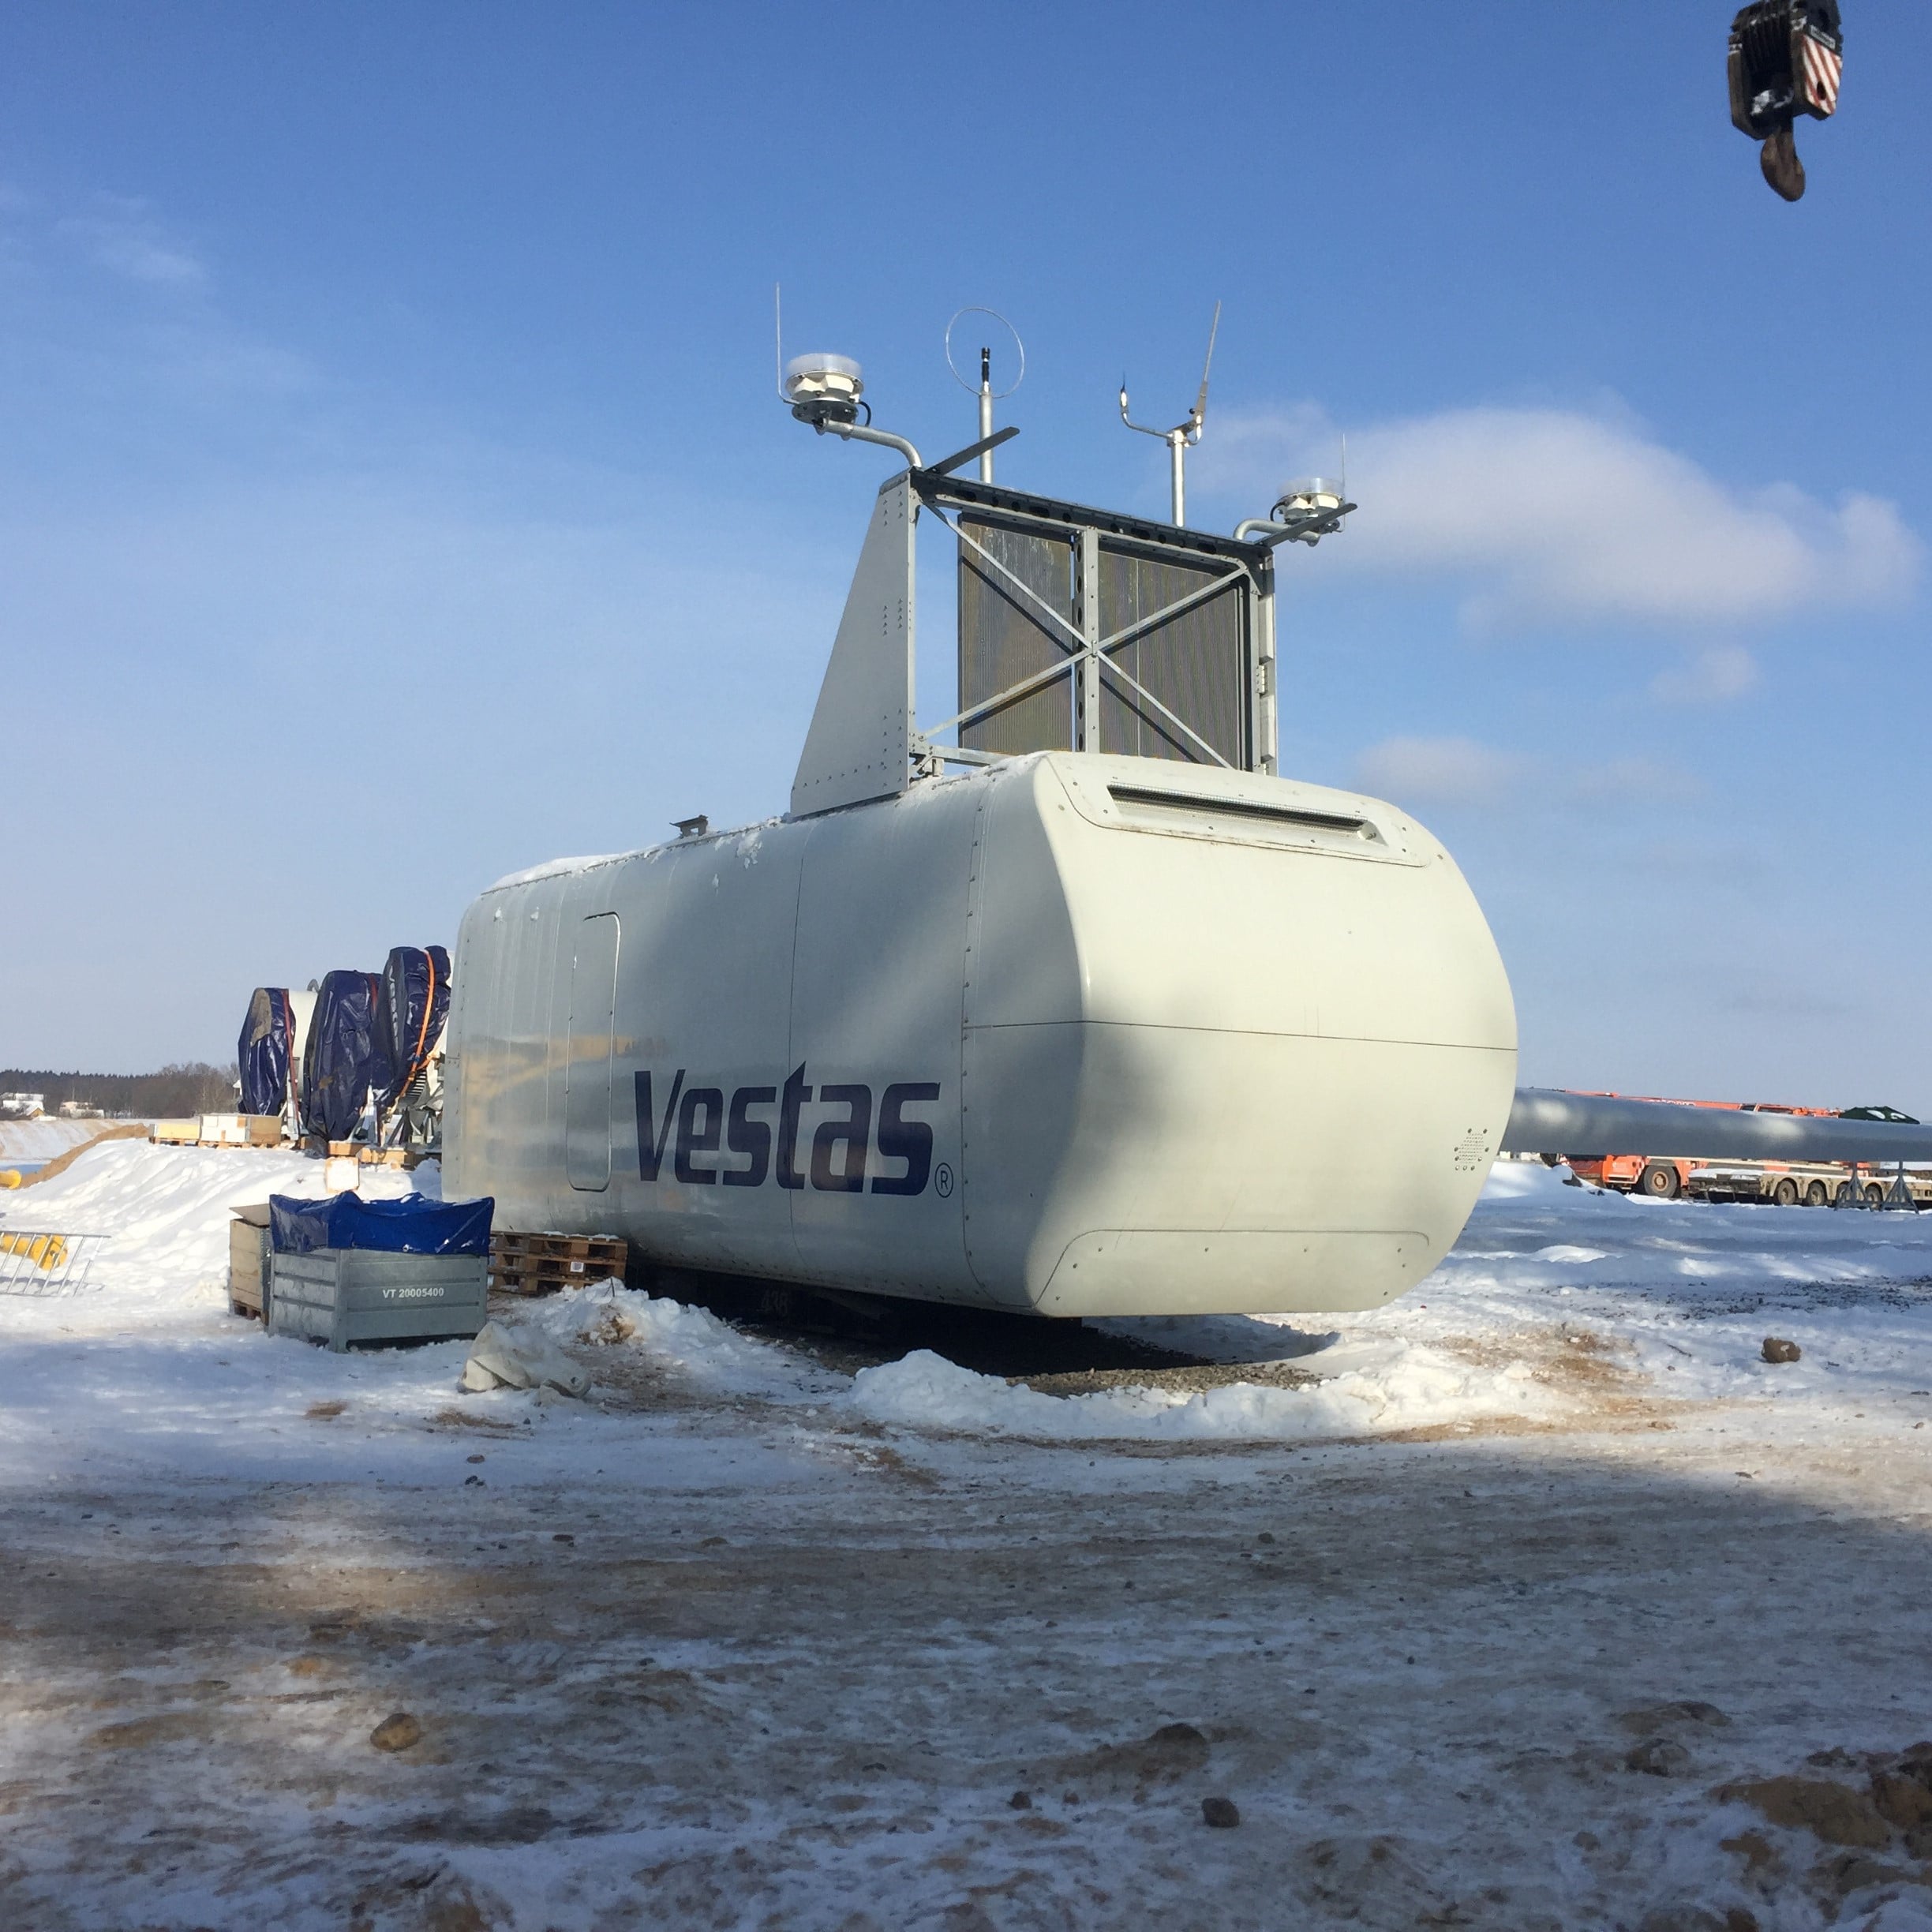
[
  {"left": 957, "top": 518, "right": 1076, "bottom": 754},
  {"left": 1097, "top": 549, "right": 1247, "bottom": 766}
]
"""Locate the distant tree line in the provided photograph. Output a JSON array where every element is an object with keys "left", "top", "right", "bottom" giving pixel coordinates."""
[{"left": 0, "top": 1063, "right": 240, "bottom": 1119}]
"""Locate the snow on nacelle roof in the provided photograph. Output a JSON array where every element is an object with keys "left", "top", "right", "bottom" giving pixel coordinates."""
[
  {"left": 485, "top": 853, "right": 628, "bottom": 893},
  {"left": 483, "top": 816, "right": 787, "bottom": 894},
  {"left": 478, "top": 758, "right": 1022, "bottom": 897}
]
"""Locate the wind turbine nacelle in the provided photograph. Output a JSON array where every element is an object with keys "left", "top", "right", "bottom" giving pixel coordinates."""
[{"left": 442, "top": 753, "right": 1518, "bottom": 1318}]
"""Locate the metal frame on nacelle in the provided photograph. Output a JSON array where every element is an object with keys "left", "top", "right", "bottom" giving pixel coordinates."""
[{"left": 789, "top": 462, "right": 1291, "bottom": 821}]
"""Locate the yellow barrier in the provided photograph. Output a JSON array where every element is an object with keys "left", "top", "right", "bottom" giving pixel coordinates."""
[
  {"left": 0, "top": 1230, "right": 66, "bottom": 1270},
  {"left": 0, "top": 1170, "right": 20, "bottom": 1189}
]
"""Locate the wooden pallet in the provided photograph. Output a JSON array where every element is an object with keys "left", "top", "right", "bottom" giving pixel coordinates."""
[
  {"left": 489, "top": 1230, "right": 628, "bottom": 1297},
  {"left": 296, "top": 1141, "right": 424, "bottom": 1168}
]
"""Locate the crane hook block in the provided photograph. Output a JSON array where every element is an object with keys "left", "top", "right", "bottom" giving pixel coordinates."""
[{"left": 1728, "top": 2, "right": 1844, "bottom": 202}]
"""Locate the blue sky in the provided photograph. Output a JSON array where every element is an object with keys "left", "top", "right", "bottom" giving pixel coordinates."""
[{"left": 2, "top": 2, "right": 1927, "bottom": 1107}]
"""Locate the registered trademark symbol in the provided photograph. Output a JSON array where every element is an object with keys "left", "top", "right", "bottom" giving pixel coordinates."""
[{"left": 934, "top": 1163, "right": 954, "bottom": 1198}]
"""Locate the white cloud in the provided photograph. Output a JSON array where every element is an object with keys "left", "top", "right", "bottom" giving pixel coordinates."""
[
  {"left": 1354, "top": 736, "right": 1704, "bottom": 811},
  {"left": 1649, "top": 643, "right": 1759, "bottom": 705},
  {"left": 58, "top": 198, "right": 204, "bottom": 287},
  {"left": 1563, "top": 755, "right": 1705, "bottom": 804},
  {"left": 1354, "top": 735, "right": 1527, "bottom": 805},
  {"left": 1207, "top": 402, "right": 1919, "bottom": 632}
]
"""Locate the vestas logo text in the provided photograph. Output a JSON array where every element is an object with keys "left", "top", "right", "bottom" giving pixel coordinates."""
[{"left": 635, "top": 1067, "right": 941, "bottom": 1196}]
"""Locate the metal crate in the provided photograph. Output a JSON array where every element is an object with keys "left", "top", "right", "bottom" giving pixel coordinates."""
[{"left": 268, "top": 1249, "right": 488, "bottom": 1353}]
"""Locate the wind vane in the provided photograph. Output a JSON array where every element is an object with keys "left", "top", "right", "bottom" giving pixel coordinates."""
[{"left": 1118, "top": 301, "right": 1221, "bottom": 529}]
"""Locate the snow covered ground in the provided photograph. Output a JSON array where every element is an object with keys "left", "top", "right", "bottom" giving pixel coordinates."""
[{"left": 3, "top": 1144, "right": 1932, "bottom": 1930}]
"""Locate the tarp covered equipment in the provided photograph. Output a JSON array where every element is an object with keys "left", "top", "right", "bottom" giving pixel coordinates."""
[
  {"left": 238, "top": 987, "right": 294, "bottom": 1118},
  {"left": 268, "top": 1190, "right": 494, "bottom": 1256},
  {"left": 374, "top": 944, "right": 451, "bottom": 1115},
  {"left": 300, "top": 969, "right": 384, "bottom": 1142}
]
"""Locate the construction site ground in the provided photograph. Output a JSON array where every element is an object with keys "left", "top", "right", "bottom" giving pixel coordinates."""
[{"left": 4, "top": 1144, "right": 1932, "bottom": 1931}]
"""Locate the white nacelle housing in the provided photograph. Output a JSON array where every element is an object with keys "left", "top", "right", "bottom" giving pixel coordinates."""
[{"left": 444, "top": 751, "right": 1516, "bottom": 1317}]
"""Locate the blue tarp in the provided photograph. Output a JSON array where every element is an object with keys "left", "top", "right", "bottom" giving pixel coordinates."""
[
  {"left": 374, "top": 944, "right": 451, "bottom": 1114},
  {"left": 268, "top": 1191, "right": 494, "bottom": 1256},
  {"left": 300, "top": 970, "right": 382, "bottom": 1141},
  {"left": 238, "top": 987, "right": 292, "bottom": 1118}
]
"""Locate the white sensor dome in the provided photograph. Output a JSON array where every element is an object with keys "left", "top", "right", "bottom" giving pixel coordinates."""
[
  {"left": 1278, "top": 477, "right": 1344, "bottom": 512},
  {"left": 784, "top": 353, "right": 864, "bottom": 407}
]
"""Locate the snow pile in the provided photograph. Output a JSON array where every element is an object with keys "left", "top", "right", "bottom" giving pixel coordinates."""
[
  {"left": 848, "top": 1340, "right": 1554, "bottom": 1442},
  {"left": 514, "top": 1282, "right": 1561, "bottom": 1443},
  {"left": 501, "top": 1276, "right": 1562, "bottom": 1442},
  {"left": 0, "top": 1138, "right": 429, "bottom": 1318},
  {"left": 525, "top": 1281, "right": 838, "bottom": 1401}
]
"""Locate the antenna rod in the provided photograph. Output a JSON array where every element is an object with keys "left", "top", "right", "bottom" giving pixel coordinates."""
[{"left": 979, "top": 345, "right": 994, "bottom": 484}]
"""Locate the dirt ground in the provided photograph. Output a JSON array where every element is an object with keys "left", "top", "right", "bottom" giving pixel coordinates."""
[{"left": 5, "top": 1387, "right": 1932, "bottom": 1931}]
